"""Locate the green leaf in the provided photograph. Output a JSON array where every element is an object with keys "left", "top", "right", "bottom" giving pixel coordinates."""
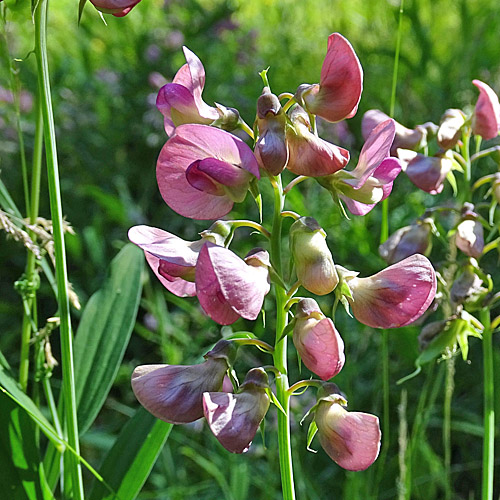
[
  {"left": 306, "top": 420, "right": 318, "bottom": 452},
  {"left": 78, "top": 0, "right": 88, "bottom": 24},
  {"left": 446, "top": 170, "right": 458, "bottom": 197},
  {"left": 74, "top": 244, "right": 144, "bottom": 434},
  {"left": 88, "top": 408, "right": 172, "bottom": 500}
]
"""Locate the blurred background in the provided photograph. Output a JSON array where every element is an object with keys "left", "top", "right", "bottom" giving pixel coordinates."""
[{"left": 1, "top": 0, "right": 500, "bottom": 498}]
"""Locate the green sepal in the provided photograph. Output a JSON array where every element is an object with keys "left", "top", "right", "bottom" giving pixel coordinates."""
[
  {"left": 259, "top": 418, "right": 266, "bottom": 449},
  {"left": 249, "top": 178, "right": 263, "bottom": 223},
  {"left": 278, "top": 317, "right": 296, "bottom": 342},
  {"left": 78, "top": 0, "right": 87, "bottom": 24},
  {"left": 446, "top": 170, "right": 458, "bottom": 197},
  {"left": 306, "top": 420, "right": 319, "bottom": 453},
  {"left": 267, "top": 388, "right": 286, "bottom": 416}
]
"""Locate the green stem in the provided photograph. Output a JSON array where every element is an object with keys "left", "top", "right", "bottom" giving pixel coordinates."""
[
  {"left": 443, "top": 356, "right": 455, "bottom": 500},
  {"left": 271, "top": 176, "right": 295, "bottom": 500},
  {"left": 461, "top": 132, "right": 472, "bottom": 199},
  {"left": 34, "top": 2, "right": 84, "bottom": 498},
  {"left": 481, "top": 307, "right": 494, "bottom": 500}
]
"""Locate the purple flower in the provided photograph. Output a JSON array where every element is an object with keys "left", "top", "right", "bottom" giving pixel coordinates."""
[
  {"left": 472, "top": 80, "right": 500, "bottom": 140},
  {"left": 293, "top": 299, "right": 345, "bottom": 381},
  {"left": 289, "top": 217, "right": 338, "bottom": 295},
  {"left": 156, "top": 124, "right": 260, "bottom": 220},
  {"left": 295, "top": 33, "right": 363, "bottom": 123},
  {"left": 314, "top": 384, "right": 381, "bottom": 471},
  {"left": 156, "top": 47, "right": 219, "bottom": 135},
  {"left": 203, "top": 368, "right": 270, "bottom": 453},
  {"left": 317, "top": 119, "right": 402, "bottom": 215},
  {"left": 285, "top": 106, "right": 350, "bottom": 177},
  {"left": 338, "top": 254, "right": 437, "bottom": 329},
  {"left": 89, "top": 0, "right": 141, "bottom": 16},
  {"left": 195, "top": 243, "right": 270, "bottom": 325},
  {"left": 131, "top": 340, "right": 237, "bottom": 424}
]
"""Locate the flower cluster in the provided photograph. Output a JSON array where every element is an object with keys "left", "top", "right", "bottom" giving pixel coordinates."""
[{"left": 129, "top": 34, "right": 438, "bottom": 472}]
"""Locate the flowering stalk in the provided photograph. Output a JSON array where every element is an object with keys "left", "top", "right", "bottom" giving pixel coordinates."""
[{"left": 34, "top": 2, "right": 84, "bottom": 498}]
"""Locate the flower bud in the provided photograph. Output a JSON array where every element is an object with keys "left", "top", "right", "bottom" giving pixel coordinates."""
[
  {"left": 418, "top": 320, "right": 448, "bottom": 351},
  {"left": 314, "top": 383, "right": 381, "bottom": 471},
  {"left": 131, "top": 340, "right": 237, "bottom": 424},
  {"left": 289, "top": 217, "right": 338, "bottom": 295},
  {"left": 89, "top": 0, "right": 141, "bottom": 17},
  {"left": 450, "top": 264, "right": 487, "bottom": 309},
  {"left": 293, "top": 299, "right": 345, "bottom": 380},
  {"left": 203, "top": 367, "right": 270, "bottom": 453},
  {"left": 472, "top": 80, "right": 500, "bottom": 140},
  {"left": 455, "top": 216, "right": 484, "bottom": 259},
  {"left": 437, "top": 109, "right": 466, "bottom": 150},
  {"left": 379, "top": 219, "right": 433, "bottom": 264}
]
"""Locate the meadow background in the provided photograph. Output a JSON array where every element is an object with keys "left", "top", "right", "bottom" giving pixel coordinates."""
[{"left": 1, "top": 0, "right": 499, "bottom": 498}]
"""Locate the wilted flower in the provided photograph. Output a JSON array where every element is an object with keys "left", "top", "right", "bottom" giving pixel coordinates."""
[
  {"left": 156, "top": 47, "right": 219, "bottom": 135},
  {"left": 317, "top": 119, "right": 402, "bottom": 215},
  {"left": 156, "top": 124, "right": 260, "bottom": 220},
  {"left": 203, "top": 367, "right": 270, "bottom": 453},
  {"left": 289, "top": 217, "right": 338, "bottom": 295},
  {"left": 295, "top": 33, "right": 363, "bottom": 123},
  {"left": 285, "top": 106, "right": 349, "bottom": 177},
  {"left": 337, "top": 254, "right": 437, "bottom": 329},
  {"left": 455, "top": 218, "right": 484, "bottom": 259},
  {"left": 254, "top": 88, "right": 289, "bottom": 176},
  {"left": 195, "top": 243, "right": 270, "bottom": 325},
  {"left": 437, "top": 109, "right": 466, "bottom": 150},
  {"left": 472, "top": 79, "right": 500, "bottom": 140},
  {"left": 398, "top": 149, "right": 453, "bottom": 194},
  {"left": 293, "top": 299, "right": 345, "bottom": 380},
  {"left": 379, "top": 218, "right": 433, "bottom": 264},
  {"left": 131, "top": 340, "right": 237, "bottom": 424},
  {"left": 314, "top": 383, "right": 381, "bottom": 471},
  {"left": 89, "top": 0, "right": 141, "bottom": 16}
]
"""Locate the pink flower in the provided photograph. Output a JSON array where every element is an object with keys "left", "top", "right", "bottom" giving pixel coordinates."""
[
  {"left": 156, "top": 124, "right": 260, "bottom": 220},
  {"left": 314, "top": 384, "right": 381, "bottom": 471},
  {"left": 293, "top": 299, "right": 345, "bottom": 381},
  {"left": 156, "top": 47, "right": 219, "bottom": 136},
  {"left": 339, "top": 254, "right": 437, "bottom": 329},
  {"left": 295, "top": 33, "right": 363, "bottom": 123},
  {"left": 285, "top": 106, "right": 350, "bottom": 177},
  {"left": 195, "top": 243, "right": 270, "bottom": 325},
  {"left": 203, "top": 368, "right": 270, "bottom": 453},
  {"left": 131, "top": 340, "right": 237, "bottom": 424},
  {"left": 472, "top": 80, "right": 500, "bottom": 140},
  {"left": 317, "top": 119, "right": 402, "bottom": 215},
  {"left": 89, "top": 0, "right": 141, "bottom": 16}
]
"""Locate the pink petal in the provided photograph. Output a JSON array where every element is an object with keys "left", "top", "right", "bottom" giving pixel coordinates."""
[
  {"left": 405, "top": 154, "right": 452, "bottom": 194},
  {"left": 156, "top": 124, "right": 259, "bottom": 220},
  {"left": 348, "top": 254, "right": 437, "bottom": 328},
  {"left": 472, "top": 80, "right": 500, "bottom": 140},
  {"left": 90, "top": 0, "right": 141, "bottom": 16},
  {"left": 340, "top": 196, "right": 377, "bottom": 216},
  {"left": 316, "top": 402, "right": 381, "bottom": 471},
  {"left": 145, "top": 252, "right": 196, "bottom": 297}
]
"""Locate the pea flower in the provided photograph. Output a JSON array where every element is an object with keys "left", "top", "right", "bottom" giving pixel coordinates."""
[
  {"left": 203, "top": 367, "right": 270, "bottom": 453},
  {"left": 156, "top": 124, "right": 260, "bottom": 220},
  {"left": 156, "top": 47, "right": 219, "bottom": 135},
  {"left": 314, "top": 383, "right": 381, "bottom": 471},
  {"left": 131, "top": 340, "right": 237, "bottom": 424},
  {"left": 195, "top": 243, "right": 270, "bottom": 325},
  {"left": 455, "top": 217, "right": 484, "bottom": 259},
  {"left": 293, "top": 299, "right": 345, "bottom": 381},
  {"left": 437, "top": 109, "right": 466, "bottom": 150},
  {"left": 472, "top": 80, "right": 500, "bottom": 140},
  {"left": 317, "top": 119, "right": 402, "bottom": 215},
  {"left": 285, "top": 106, "right": 350, "bottom": 177},
  {"left": 294, "top": 33, "right": 363, "bottom": 123},
  {"left": 89, "top": 0, "right": 141, "bottom": 16},
  {"left": 289, "top": 217, "right": 338, "bottom": 295},
  {"left": 337, "top": 254, "right": 437, "bottom": 329}
]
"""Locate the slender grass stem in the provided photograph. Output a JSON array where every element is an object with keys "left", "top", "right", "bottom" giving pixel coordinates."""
[
  {"left": 481, "top": 307, "right": 494, "bottom": 500},
  {"left": 443, "top": 356, "right": 455, "bottom": 500},
  {"left": 271, "top": 176, "right": 295, "bottom": 500},
  {"left": 34, "top": 2, "right": 84, "bottom": 498}
]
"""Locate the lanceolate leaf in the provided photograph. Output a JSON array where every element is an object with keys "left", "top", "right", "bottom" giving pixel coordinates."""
[
  {"left": 74, "top": 244, "right": 144, "bottom": 434},
  {"left": 88, "top": 408, "right": 172, "bottom": 500}
]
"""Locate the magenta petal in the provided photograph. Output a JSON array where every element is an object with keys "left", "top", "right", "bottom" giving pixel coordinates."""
[
  {"left": 156, "top": 124, "right": 259, "bottom": 220},
  {"left": 372, "top": 157, "right": 402, "bottom": 185},
  {"left": 316, "top": 402, "right": 381, "bottom": 471},
  {"left": 472, "top": 80, "right": 500, "bottom": 140},
  {"left": 186, "top": 158, "right": 252, "bottom": 190},
  {"left": 340, "top": 196, "right": 377, "bottom": 216},
  {"left": 348, "top": 254, "right": 437, "bottom": 328},
  {"left": 145, "top": 252, "right": 196, "bottom": 297}
]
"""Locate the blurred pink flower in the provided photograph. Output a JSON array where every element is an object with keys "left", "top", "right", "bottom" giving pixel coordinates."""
[
  {"left": 293, "top": 299, "right": 344, "bottom": 381},
  {"left": 339, "top": 254, "right": 437, "bottom": 329},
  {"left": 89, "top": 0, "right": 141, "bottom": 16},
  {"left": 131, "top": 340, "right": 237, "bottom": 424},
  {"left": 472, "top": 80, "right": 500, "bottom": 140},
  {"left": 157, "top": 47, "right": 219, "bottom": 135},
  {"left": 295, "top": 33, "right": 363, "bottom": 123},
  {"left": 156, "top": 124, "right": 259, "bottom": 220},
  {"left": 203, "top": 368, "right": 270, "bottom": 453},
  {"left": 195, "top": 243, "right": 270, "bottom": 325},
  {"left": 314, "top": 384, "right": 381, "bottom": 471}
]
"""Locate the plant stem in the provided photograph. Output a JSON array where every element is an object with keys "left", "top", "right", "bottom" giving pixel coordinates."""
[
  {"left": 443, "top": 356, "right": 455, "bottom": 500},
  {"left": 481, "top": 307, "right": 494, "bottom": 500},
  {"left": 271, "top": 176, "right": 295, "bottom": 500},
  {"left": 34, "top": 2, "right": 84, "bottom": 498}
]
